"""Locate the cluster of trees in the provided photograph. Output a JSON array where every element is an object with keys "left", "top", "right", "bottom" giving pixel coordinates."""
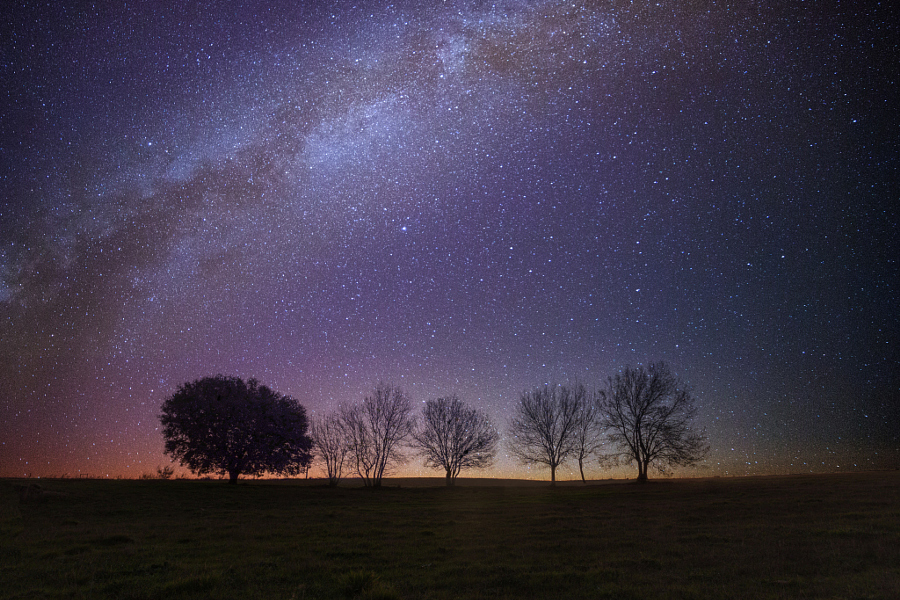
[
  {"left": 159, "top": 362, "right": 708, "bottom": 485},
  {"left": 509, "top": 363, "right": 709, "bottom": 484},
  {"left": 159, "top": 378, "right": 499, "bottom": 486},
  {"left": 307, "top": 383, "right": 500, "bottom": 487}
]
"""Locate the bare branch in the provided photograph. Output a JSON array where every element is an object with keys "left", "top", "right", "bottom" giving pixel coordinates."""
[
  {"left": 597, "top": 362, "right": 709, "bottom": 481},
  {"left": 571, "top": 384, "right": 603, "bottom": 482},
  {"left": 310, "top": 411, "right": 350, "bottom": 486},
  {"left": 413, "top": 396, "right": 500, "bottom": 485},
  {"left": 340, "top": 382, "right": 416, "bottom": 487},
  {"left": 507, "top": 385, "right": 585, "bottom": 485}
]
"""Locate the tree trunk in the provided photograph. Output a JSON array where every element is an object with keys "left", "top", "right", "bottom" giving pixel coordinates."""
[
  {"left": 446, "top": 469, "right": 454, "bottom": 487},
  {"left": 228, "top": 470, "right": 239, "bottom": 484},
  {"left": 579, "top": 457, "right": 586, "bottom": 483},
  {"left": 550, "top": 464, "right": 557, "bottom": 487},
  {"left": 636, "top": 460, "right": 648, "bottom": 483}
]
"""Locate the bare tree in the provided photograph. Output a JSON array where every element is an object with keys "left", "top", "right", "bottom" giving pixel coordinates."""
[
  {"left": 570, "top": 384, "right": 603, "bottom": 482},
  {"left": 341, "top": 403, "right": 377, "bottom": 484},
  {"left": 341, "top": 382, "right": 416, "bottom": 487},
  {"left": 597, "top": 362, "right": 709, "bottom": 482},
  {"left": 413, "top": 396, "right": 500, "bottom": 486},
  {"left": 508, "top": 385, "right": 584, "bottom": 486},
  {"left": 310, "top": 412, "right": 350, "bottom": 486}
]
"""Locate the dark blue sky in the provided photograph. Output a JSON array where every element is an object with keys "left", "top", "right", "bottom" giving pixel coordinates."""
[{"left": 2, "top": 0, "right": 896, "bottom": 479}]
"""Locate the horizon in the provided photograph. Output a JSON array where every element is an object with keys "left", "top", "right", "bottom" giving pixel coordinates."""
[{"left": 7, "top": 467, "right": 899, "bottom": 487}]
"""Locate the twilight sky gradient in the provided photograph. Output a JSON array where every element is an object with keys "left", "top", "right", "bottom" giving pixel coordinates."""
[{"left": 2, "top": 0, "right": 897, "bottom": 479}]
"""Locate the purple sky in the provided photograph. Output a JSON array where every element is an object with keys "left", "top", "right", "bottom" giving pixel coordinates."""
[{"left": 2, "top": 0, "right": 896, "bottom": 479}]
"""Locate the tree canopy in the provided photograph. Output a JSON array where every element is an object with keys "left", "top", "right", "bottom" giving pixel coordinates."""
[
  {"left": 597, "top": 363, "right": 708, "bottom": 481},
  {"left": 508, "top": 385, "right": 585, "bottom": 485},
  {"left": 413, "top": 396, "right": 499, "bottom": 485},
  {"left": 341, "top": 382, "right": 416, "bottom": 487},
  {"left": 159, "top": 375, "right": 312, "bottom": 483},
  {"left": 570, "top": 384, "right": 603, "bottom": 482},
  {"left": 310, "top": 412, "right": 350, "bottom": 487}
]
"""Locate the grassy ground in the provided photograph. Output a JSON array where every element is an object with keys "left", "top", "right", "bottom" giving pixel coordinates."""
[{"left": 1, "top": 472, "right": 898, "bottom": 599}]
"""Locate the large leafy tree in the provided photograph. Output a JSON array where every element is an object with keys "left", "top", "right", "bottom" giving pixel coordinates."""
[
  {"left": 597, "top": 362, "right": 709, "bottom": 481},
  {"left": 413, "top": 396, "right": 499, "bottom": 486},
  {"left": 159, "top": 375, "right": 313, "bottom": 483}
]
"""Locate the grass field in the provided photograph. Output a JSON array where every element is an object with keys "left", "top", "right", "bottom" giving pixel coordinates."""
[{"left": 1, "top": 471, "right": 898, "bottom": 599}]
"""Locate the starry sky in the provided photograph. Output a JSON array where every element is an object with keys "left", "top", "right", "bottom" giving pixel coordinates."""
[{"left": 2, "top": 0, "right": 897, "bottom": 480}]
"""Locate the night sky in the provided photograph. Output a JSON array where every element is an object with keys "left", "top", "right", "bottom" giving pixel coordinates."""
[{"left": 2, "top": 0, "right": 897, "bottom": 480}]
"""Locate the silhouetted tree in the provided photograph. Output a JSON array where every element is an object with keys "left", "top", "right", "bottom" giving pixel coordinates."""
[
  {"left": 310, "top": 412, "right": 350, "bottom": 486},
  {"left": 508, "top": 385, "right": 585, "bottom": 485},
  {"left": 413, "top": 396, "right": 500, "bottom": 486},
  {"left": 159, "top": 375, "right": 312, "bottom": 484},
  {"left": 597, "top": 362, "right": 709, "bottom": 482},
  {"left": 570, "top": 384, "right": 603, "bottom": 482},
  {"left": 341, "top": 382, "right": 416, "bottom": 487}
]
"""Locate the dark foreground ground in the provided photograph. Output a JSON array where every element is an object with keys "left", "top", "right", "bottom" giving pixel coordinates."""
[{"left": 1, "top": 472, "right": 898, "bottom": 599}]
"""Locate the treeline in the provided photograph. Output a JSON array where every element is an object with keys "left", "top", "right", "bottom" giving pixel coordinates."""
[{"left": 159, "top": 362, "right": 708, "bottom": 486}]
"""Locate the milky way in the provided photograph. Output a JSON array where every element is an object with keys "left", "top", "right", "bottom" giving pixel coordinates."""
[{"left": 2, "top": 0, "right": 897, "bottom": 479}]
